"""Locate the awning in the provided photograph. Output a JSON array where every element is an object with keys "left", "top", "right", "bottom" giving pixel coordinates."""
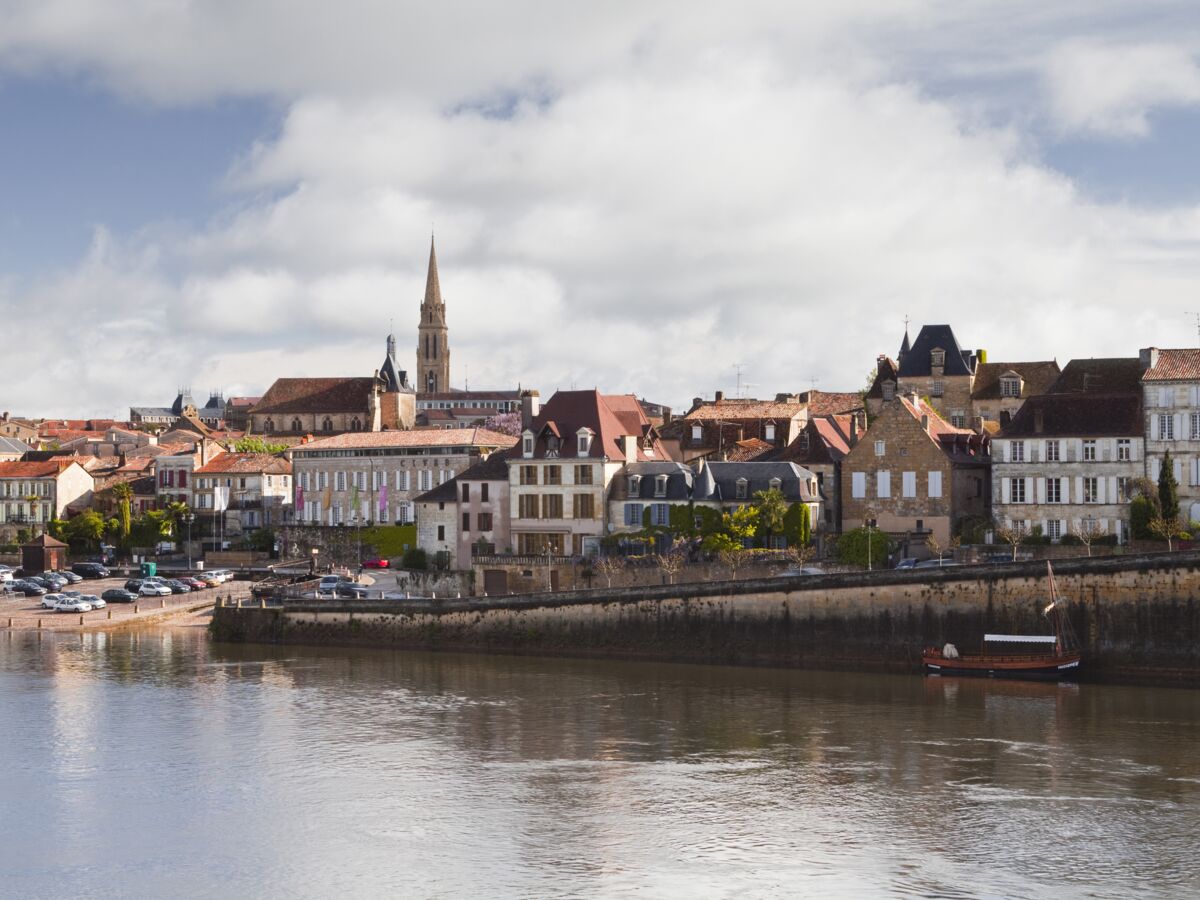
[{"left": 983, "top": 634, "right": 1057, "bottom": 643}]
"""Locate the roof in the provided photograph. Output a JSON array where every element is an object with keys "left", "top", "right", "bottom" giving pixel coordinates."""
[
  {"left": 779, "top": 415, "right": 855, "bottom": 465},
  {"left": 22, "top": 533, "right": 67, "bottom": 548},
  {"left": 0, "top": 437, "right": 29, "bottom": 455},
  {"left": 251, "top": 377, "right": 376, "bottom": 415},
  {"left": 521, "top": 390, "right": 664, "bottom": 461},
  {"left": 378, "top": 334, "right": 414, "bottom": 394},
  {"left": 695, "top": 461, "right": 820, "bottom": 504},
  {"left": 1051, "top": 358, "right": 1144, "bottom": 394},
  {"left": 616, "top": 462, "right": 695, "bottom": 500},
  {"left": 970, "top": 361, "right": 1061, "bottom": 400},
  {"left": 723, "top": 438, "right": 776, "bottom": 462},
  {"left": 414, "top": 478, "right": 458, "bottom": 504},
  {"left": 194, "top": 453, "right": 292, "bottom": 475},
  {"left": 999, "top": 393, "right": 1142, "bottom": 438},
  {"left": 0, "top": 458, "right": 80, "bottom": 478},
  {"left": 424, "top": 236, "right": 443, "bottom": 307},
  {"left": 456, "top": 453, "right": 511, "bottom": 482},
  {"left": 294, "top": 428, "right": 517, "bottom": 453},
  {"left": 865, "top": 356, "right": 900, "bottom": 400},
  {"left": 1141, "top": 348, "right": 1200, "bottom": 382},
  {"left": 801, "top": 390, "right": 864, "bottom": 417},
  {"left": 227, "top": 396, "right": 261, "bottom": 408},
  {"left": 897, "top": 324, "right": 975, "bottom": 378},
  {"left": 683, "top": 398, "right": 806, "bottom": 420}
]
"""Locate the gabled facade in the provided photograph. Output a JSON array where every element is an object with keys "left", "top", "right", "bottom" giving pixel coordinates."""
[
  {"left": 414, "top": 453, "right": 512, "bottom": 569},
  {"left": 192, "top": 453, "right": 293, "bottom": 533},
  {"left": 0, "top": 459, "right": 94, "bottom": 533},
  {"left": 1140, "top": 347, "right": 1200, "bottom": 524},
  {"left": 510, "top": 390, "right": 665, "bottom": 556},
  {"left": 153, "top": 440, "right": 225, "bottom": 507},
  {"left": 776, "top": 414, "right": 857, "bottom": 532},
  {"left": 842, "top": 393, "right": 989, "bottom": 544},
  {"left": 894, "top": 324, "right": 980, "bottom": 421},
  {"left": 970, "top": 361, "right": 1061, "bottom": 428}
]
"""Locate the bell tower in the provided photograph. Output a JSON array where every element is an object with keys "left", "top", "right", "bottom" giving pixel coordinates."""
[{"left": 416, "top": 236, "right": 451, "bottom": 394}]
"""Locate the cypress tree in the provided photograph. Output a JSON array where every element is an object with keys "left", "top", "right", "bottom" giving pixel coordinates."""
[{"left": 1159, "top": 450, "right": 1180, "bottom": 523}]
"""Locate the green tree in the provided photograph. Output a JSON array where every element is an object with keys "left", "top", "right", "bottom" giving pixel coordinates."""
[
  {"left": 782, "top": 502, "right": 812, "bottom": 547},
  {"left": 752, "top": 488, "right": 788, "bottom": 545},
  {"left": 48, "top": 511, "right": 106, "bottom": 553},
  {"left": 1130, "top": 495, "right": 1156, "bottom": 540},
  {"left": 111, "top": 482, "right": 133, "bottom": 543},
  {"left": 725, "top": 506, "right": 757, "bottom": 545},
  {"left": 701, "top": 531, "right": 741, "bottom": 554},
  {"left": 233, "top": 436, "right": 290, "bottom": 454},
  {"left": 836, "top": 527, "right": 892, "bottom": 568},
  {"left": 162, "top": 500, "right": 190, "bottom": 537},
  {"left": 1159, "top": 450, "right": 1180, "bottom": 524}
]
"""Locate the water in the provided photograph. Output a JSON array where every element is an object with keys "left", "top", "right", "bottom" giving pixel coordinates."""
[{"left": 1, "top": 630, "right": 1198, "bottom": 899}]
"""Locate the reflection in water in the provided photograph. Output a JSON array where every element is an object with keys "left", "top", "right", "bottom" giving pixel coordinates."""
[{"left": 1, "top": 630, "right": 1198, "bottom": 899}]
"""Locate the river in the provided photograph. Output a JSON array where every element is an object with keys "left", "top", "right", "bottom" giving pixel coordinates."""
[{"left": 1, "top": 629, "right": 1198, "bottom": 898}]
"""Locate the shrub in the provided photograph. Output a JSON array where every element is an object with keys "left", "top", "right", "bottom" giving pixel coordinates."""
[
  {"left": 1130, "top": 495, "right": 1156, "bottom": 540},
  {"left": 402, "top": 548, "right": 428, "bottom": 570},
  {"left": 836, "top": 527, "right": 892, "bottom": 568},
  {"left": 1058, "top": 534, "right": 1082, "bottom": 546}
]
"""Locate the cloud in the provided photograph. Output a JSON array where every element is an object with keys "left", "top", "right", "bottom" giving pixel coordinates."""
[{"left": 1044, "top": 40, "right": 1200, "bottom": 137}]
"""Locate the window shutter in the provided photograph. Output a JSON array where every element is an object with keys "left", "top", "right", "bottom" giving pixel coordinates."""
[
  {"left": 1177, "top": 415, "right": 1185, "bottom": 441},
  {"left": 1036, "top": 478, "right": 1046, "bottom": 504},
  {"left": 1151, "top": 416, "right": 1159, "bottom": 440},
  {"left": 1096, "top": 478, "right": 1105, "bottom": 504},
  {"left": 1002, "top": 441, "right": 1009, "bottom": 462},
  {"left": 1110, "top": 476, "right": 1118, "bottom": 501},
  {"left": 1174, "top": 458, "right": 1183, "bottom": 482},
  {"left": 1074, "top": 477, "right": 1083, "bottom": 504},
  {"left": 1025, "top": 478, "right": 1033, "bottom": 504},
  {"left": 1131, "top": 441, "right": 1138, "bottom": 462},
  {"left": 1001, "top": 477, "right": 1010, "bottom": 504}
]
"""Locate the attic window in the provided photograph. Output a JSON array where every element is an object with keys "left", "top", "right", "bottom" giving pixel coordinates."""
[
  {"left": 735, "top": 478, "right": 748, "bottom": 500},
  {"left": 882, "top": 381, "right": 895, "bottom": 401},
  {"left": 768, "top": 477, "right": 781, "bottom": 492},
  {"left": 654, "top": 475, "right": 668, "bottom": 497},
  {"left": 1000, "top": 376, "right": 1021, "bottom": 398},
  {"left": 577, "top": 429, "right": 592, "bottom": 456},
  {"left": 545, "top": 435, "right": 560, "bottom": 458},
  {"left": 930, "top": 348, "right": 945, "bottom": 368},
  {"left": 691, "top": 423, "right": 702, "bottom": 441},
  {"left": 522, "top": 431, "right": 534, "bottom": 459},
  {"left": 765, "top": 423, "right": 776, "bottom": 441},
  {"left": 628, "top": 474, "right": 641, "bottom": 495},
  {"left": 930, "top": 381, "right": 944, "bottom": 397}
]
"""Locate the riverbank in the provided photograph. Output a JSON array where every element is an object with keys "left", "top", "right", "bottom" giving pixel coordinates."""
[
  {"left": 1, "top": 580, "right": 251, "bottom": 633},
  {"left": 210, "top": 551, "right": 1200, "bottom": 685}
]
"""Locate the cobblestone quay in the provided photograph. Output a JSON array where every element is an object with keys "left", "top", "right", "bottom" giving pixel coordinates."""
[{"left": 210, "top": 551, "right": 1200, "bottom": 685}]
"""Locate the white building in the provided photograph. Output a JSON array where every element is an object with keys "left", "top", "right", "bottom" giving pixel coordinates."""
[
  {"left": 1140, "top": 347, "right": 1200, "bottom": 525},
  {"left": 0, "top": 459, "right": 94, "bottom": 533}
]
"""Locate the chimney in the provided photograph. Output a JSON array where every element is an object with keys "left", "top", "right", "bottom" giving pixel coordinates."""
[
  {"left": 690, "top": 397, "right": 703, "bottom": 413},
  {"left": 1139, "top": 347, "right": 1159, "bottom": 371},
  {"left": 714, "top": 390, "right": 724, "bottom": 403},
  {"left": 520, "top": 390, "right": 541, "bottom": 429},
  {"left": 849, "top": 417, "right": 858, "bottom": 442},
  {"left": 620, "top": 434, "right": 638, "bottom": 463}
]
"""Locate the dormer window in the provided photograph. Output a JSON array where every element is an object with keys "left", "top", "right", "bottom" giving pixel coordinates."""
[
  {"left": 765, "top": 423, "right": 776, "bottom": 442},
  {"left": 930, "top": 348, "right": 945, "bottom": 368},
  {"left": 691, "top": 423, "right": 702, "bottom": 441},
  {"left": 576, "top": 428, "right": 593, "bottom": 456},
  {"left": 881, "top": 381, "right": 895, "bottom": 401},
  {"left": 545, "top": 435, "right": 560, "bottom": 458},
  {"left": 628, "top": 474, "right": 641, "bottom": 495},
  {"left": 521, "top": 431, "right": 534, "bottom": 459},
  {"left": 735, "top": 478, "right": 748, "bottom": 499},
  {"left": 768, "top": 477, "right": 781, "bottom": 492},
  {"left": 1000, "top": 375, "right": 1021, "bottom": 398},
  {"left": 654, "top": 475, "right": 668, "bottom": 497}
]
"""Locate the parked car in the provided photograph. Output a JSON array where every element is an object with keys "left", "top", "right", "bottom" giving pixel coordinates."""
[
  {"left": 41, "top": 593, "right": 64, "bottom": 609},
  {"left": 9, "top": 581, "right": 47, "bottom": 597},
  {"left": 181, "top": 577, "right": 207, "bottom": 590},
  {"left": 125, "top": 579, "right": 145, "bottom": 593},
  {"left": 318, "top": 575, "right": 353, "bottom": 592},
  {"left": 101, "top": 588, "right": 138, "bottom": 603},
  {"left": 914, "top": 559, "right": 962, "bottom": 569},
  {"left": 209, "top": 569, "right": 235, "bottom": 583},
  {"left": 139, "top": 582, "right": 173, "bottom": 597},
  {"left": 163, "top": 580, "right": 192, "bottom": 594},
  {"left": 197, "top": 574, "right": 222, "bottom": 588},
  {"left": 50, "top": 570, "right": 83, "bottom": 584},
  {"left": 72, "top": 562, "right": 111, "bottom": 579},
  {"left": 82, "top": 595, "right": 105, "bottom": 609},
  {"left": 894, "top": 558, "right": 919, "bottom": 570},
  {"left": 27, "top": 577, "right": 56, "bottom": 590},
  {"left": 0, "top": 566, "right": 13, "bottom": 583},
  {"left": 54, "top": 596, "right": 93, "bottom": 613},
  {"left": 362, "top": 558, "right": 390, "bottom": 569}
]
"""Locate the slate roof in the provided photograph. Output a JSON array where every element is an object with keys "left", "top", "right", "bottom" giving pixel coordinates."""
[
  {"left": 522, "top": 390, "right": 664, "bottom": 461},
  {"left": 251, "top": 377, "right": 376, "bottom": 415},
  {"left": 457, "top": 453, "right": 511, "bottom": 482},
  {"left": 897, "top": 324, "right": 976, "bottom": 377},
  {"left": 865, "top": 356, "right": 900, "bottom": 400},
  {"left": 999, "top": 393, "right": 1143, "bottom": 438},
  {"left": 0, "top": 437, "right": 29, "bottom": 456},
  {"left": 414, "top": 478, "right": 459, "bottom": 504},
  {"left": 1141, "top": 349, "right": 1200, "bottom": 382},
  {"left": 971, "top": 361, "right": 1061, "bottom": 400},
  {"left": 1050, "top": 358, "right": 1144, "bottom": 394},
  {"left": 695, "top": 461, "right": 820, "bottom": 504},
  {"left": 613, "top": 462, "right": 695, "bottom": 500},
  {"left": 294, "top": 428, "right": 517, "bottom": 453},
  {"left": 194, "top": 453, "right": 292, "bottom": 475},
  {"left": 378, "top": 334, "right": 414, "bottom": 394}
]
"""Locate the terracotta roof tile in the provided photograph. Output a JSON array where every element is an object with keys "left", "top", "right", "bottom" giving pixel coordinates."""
[
  {"left": 1141, "top": 348, "right": 1200, "bottom": 382},
  {"left": 0, "top": 459, "right": 80, "bottom": 478},
  {"left": 194, "top": 453, "right": 292, "bottom": 475},
  {"left": 294, "top": 428, "right": 517, "bottom": 452},
  {"left": 251, "top": 377, "right": 376, "bottom": 415}
]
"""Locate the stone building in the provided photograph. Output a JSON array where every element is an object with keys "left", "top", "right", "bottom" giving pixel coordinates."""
[
  {"left": 1140, "top": 347, "right": 1200, "bottom": 524},
  {"left": 892, "top": 324, "right": 980, "bottom": 422},
  {"left": 413, "top": 453, "right": 512, "bottom": 569},
  {"left": 416, "top": 237, "right": 451, "bottom": 394},
  {"left": 192, "top": 453, "right": 293, "bottom": 534},
  {"left": 607, "top": 462, "right": 696, "bottom": 532},
  {"left": 775, "top": 414, "right": 857, "bottom": 533},
  {"left": 0, "top": 458, "right": 94, "bottom": 537},
  {"left": 969, "top": 361, "right": 1061, "bottom": 428},
  {"left": 153, "top": 439, "right": 225, "bottom": 507},
  {"left": 693, "top": 461, "right": 823, "bottom": 541},
  {"left": 842, "top": 393, "right": 990, "bottom": 544},
  {"left": 290, "top": 428, "right": 516, "bottom": 527}
]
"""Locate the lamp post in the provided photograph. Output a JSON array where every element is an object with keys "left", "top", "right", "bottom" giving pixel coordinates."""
[
  {"left": 866, "top": 516, "right": 877, "bottom": 571},
  {"left": 310, "top": 546, "right": 319, "bottom": 577},
  {"left": 183, "top": 512, "right": 195, "bottom": 572}
]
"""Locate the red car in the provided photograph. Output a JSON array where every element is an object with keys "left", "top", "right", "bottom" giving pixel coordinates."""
[
  {"left": 362, "top": 558, "right": 390, "bottom": 569},
  {"left": 182, "top": 577, "right": 208, "bottom": 590}
]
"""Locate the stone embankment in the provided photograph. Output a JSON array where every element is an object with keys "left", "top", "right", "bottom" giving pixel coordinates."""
[{"left": 210, "top": 552, "right": 1200, "bottom": 685}]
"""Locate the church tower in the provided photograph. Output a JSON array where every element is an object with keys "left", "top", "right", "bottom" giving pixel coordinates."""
[{"left": 416, "top": 236, "right": 451, "bottom": 394}]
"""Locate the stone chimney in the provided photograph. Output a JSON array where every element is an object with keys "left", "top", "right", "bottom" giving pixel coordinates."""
[
  {"left": 714, "top": 390, "right": 725, "bottom": 403},
  {"left": 520, "top": 390, "right": 541, "bottom": 429},
  {"left": 1139, "top": 347, "right": 1160, "bottom": 371},
  {"left": 620, "top": 434, "right": 638, "bottom": 463}
]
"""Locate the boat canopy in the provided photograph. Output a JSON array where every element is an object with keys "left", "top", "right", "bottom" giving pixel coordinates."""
[{"left": 983, "top": 634, "right": 1057, "bottom": 643}]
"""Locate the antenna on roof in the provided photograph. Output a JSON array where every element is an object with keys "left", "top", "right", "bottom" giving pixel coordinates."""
[
  {"left": 732, "top": 363, "right": 747, "bottom": 398},
  {"left": 464, "top": 363, "right": 469, "bottom": 391}
]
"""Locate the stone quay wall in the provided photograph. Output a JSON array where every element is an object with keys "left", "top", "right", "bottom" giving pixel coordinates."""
[{"left": 210, "top": 551, "right": 1200, "bottom": 684}]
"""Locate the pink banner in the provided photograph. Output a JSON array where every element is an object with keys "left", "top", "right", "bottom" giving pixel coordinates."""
[
  {"left": 296, "top": 485, "right": 304, "bottom": 509},
  {"left": 378, "top": 483, "right": 388, "bottom": 517}
]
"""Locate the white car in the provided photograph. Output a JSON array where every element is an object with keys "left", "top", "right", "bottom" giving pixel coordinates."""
[
  {"left": 0, "top": 568, "right": 12, "bottom": 583},
  {"left": 82, "top": 595, "right": 106, "bottom": 609},
  {"left": 41, "top": 593, "right": 64, "bottom": 609},
  {"left": 210, "top": 569, "right": 234, "bottom": 583},
  {"left": 54, "top": 597, "right": 94, "bottom": 613},
  {"left": 140, "top": 583, "right": 173, "bottom": 597}
]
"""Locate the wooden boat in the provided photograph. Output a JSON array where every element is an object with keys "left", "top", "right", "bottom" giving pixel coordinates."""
[{"left": 922, "top": 561, "right": 1081, "bottom": 679}]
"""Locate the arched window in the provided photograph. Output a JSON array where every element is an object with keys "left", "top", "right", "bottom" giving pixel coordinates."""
[
  {"left": 263, "top": 419, "right": 275, "bottom": 433},
  {"left": 291, "top": 418, "right": 302, "bottom": 432},
  {"left": 350, "top": 417, "right": 362, "bottom": 431},
  {"left": 322, "top": 417, "right": 334, "bottom": 432}
]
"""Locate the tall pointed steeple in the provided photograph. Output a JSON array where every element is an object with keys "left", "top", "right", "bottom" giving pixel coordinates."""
[{"left": 416, "top": 235, "right": 451, "bottom": 394}]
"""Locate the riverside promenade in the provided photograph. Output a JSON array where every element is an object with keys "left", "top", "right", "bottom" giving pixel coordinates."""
[{"left": 211, "top": 551, "right": 1200, "bottom": 685}]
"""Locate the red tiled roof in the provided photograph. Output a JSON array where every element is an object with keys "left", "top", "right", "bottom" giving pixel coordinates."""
[
  {"left": 294, "top": 428, "right": 518, "bottom": 452},
  {"left": 0, "top": 458, "right": 80, "bottom": 478},
  {"left": 1142, "top": 349, "right": 1200, "bottom": 381},
  {"left": 802, "top": 390, "right": 864, "bottom": 417},
  {"left": 723, "top": 438, "right": 775, "bottom": 462},
  {"left": 194, "top": 453, "right": 292, "bottom": 475},
  {"left": 684, "top": 399, "right": 805, "bottom": 420},
  {"left": 523, "top": 390, "right": 664, "bottom": 461},
  {"left": 252, "top": 378, "right": 376, "bottom": 415}
]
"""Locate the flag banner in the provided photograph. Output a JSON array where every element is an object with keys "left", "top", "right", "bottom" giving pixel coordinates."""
[
  {"left": 296, "top": 485, "right": 304, "bottom": 509},
  {"left": 379, "top": 483, "right": 388, "bottom": 517}
]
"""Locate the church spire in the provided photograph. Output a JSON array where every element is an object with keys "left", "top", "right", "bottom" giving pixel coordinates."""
[
  {"left": 424, "top": 235, "right": 442, "bottom": 307},
  {"left": 417, "top": 235, "right": 451, "bottom": 394}
]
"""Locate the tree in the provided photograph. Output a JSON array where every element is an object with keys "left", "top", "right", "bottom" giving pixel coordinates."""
[
  {"left": 701, "top": 532, "right": 742, "bottom": 554},
  {"left": 725, "top": 506, "right": 757, "bottom": 546},
  {"left": 752, "top": 488, "right": 788, "bottom": 546},
  {"left": 718, "top": 548, "right": 748, "bottom": 580},
  {"left": 483, "top": 411, "right": 523, "bottom": 437},
  {"left": 836, "top": 527, "right": 892, "bottom": 568},
  {"left": 783, "top": 502, "right": 812, "bottom": 547},
  {"left": 1159, "top": 450, "right": 1181, "bottom": 524},
  {"left": 48, "top": 511, "right": 106, "bottom": 553},
  {"left": 1070, "top": 518, "right": 1106, "bottom": 557},
  {"left": 655, "top": 552, "right": 685, "bottom": 584},
  {"left": 1148, "top": 515, "right": 1179, "bottom": 551},
  {"left": 784, "top": 541, "right": 815, "bottom": 570},
  {"left": 994, "top": 521, "right": 1027, "bottom": 561},
  {"left": 162, "top": 501, "right": 190, "bottom": 537},
  {"left": 925, "top": 533, "right": 943, "bottom": 564},
  {"left": 1130, "top": 495, "right": 1157, "bottom": 540},
  {"left": 234, "top": 436, "right": 290, "bottom": 454},
  {"left": 111, "top": 482, "right": 133, "bottom": 544},
  {"left": 592, "top": 554, "right": 624, "bottom": 588}
]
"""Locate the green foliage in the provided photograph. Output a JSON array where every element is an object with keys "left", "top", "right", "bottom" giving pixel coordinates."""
[
  {"left": 130, "top": 510, "right": 172, "bottom": 549},
  {"left": 111, "top": 482, "right": 133, "bottom": 543},
  {"left": 402, "top": 547, "right": 428, "bottom": 570},
  {"left": 48, "top": 511, "right": 106, "bottom": 553},
  {"left": 1058, "top": 533, "right": 1083, "bottom": 546},
  {"left": 16, "top": 528, "right": 32, "bottom": 545},
  {"left": 1021, "top": 525, "right": 1050, "bottom": 546},
  {"left": 234, "top": 436, "right": 290, "bottom": 454},
  {"left": 361, "top": 524, "right": 417, "bottom": 558},
  {"left": 836, "top": 527, "right": 892, "bottom": 568},
  {"left": 782, "top": 502, "right": 812, "bottom": 547},
  {"left": 725, "top": 506, "right": 758, "bottom": 543},
  {"left": 246, "top": 528, "right": 276, "bottom": 553},
  {"left": 752, "top": 488, "right": 788, "bottom": 543},
  {"left": 1130, "top": 495, "right": 1156, "bottom": 540},
  {"left": 701, "top": 532, "right": 742, "bottom": 554},
  {"left": 1159, "top": 450, "right": 1180, "bottom": 523}
]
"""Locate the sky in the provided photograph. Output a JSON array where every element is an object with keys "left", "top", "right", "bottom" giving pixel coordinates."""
[{"left": 2, "top": 1, "right": 1200, "bottom": 419}]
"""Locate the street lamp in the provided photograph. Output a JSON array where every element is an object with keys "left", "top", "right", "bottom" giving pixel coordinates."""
[
  {"left": 182, "top": 512, "right": 195, "bottom": 571},
  {"left": 310, "top": 546, "right": 319, "bottom": 576},
  {"left": 866, "top": 517, "right": 877, "bottom": 571}
]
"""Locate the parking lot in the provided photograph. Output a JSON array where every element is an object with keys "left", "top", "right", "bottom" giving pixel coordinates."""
[{"left": 1, "top": 574, "right": 252, "bottom": 632}]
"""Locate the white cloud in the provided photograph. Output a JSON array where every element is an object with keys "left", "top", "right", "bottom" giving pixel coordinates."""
[{"left": 1044, "top": 40, "right": 1200, "bottom": 137}]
